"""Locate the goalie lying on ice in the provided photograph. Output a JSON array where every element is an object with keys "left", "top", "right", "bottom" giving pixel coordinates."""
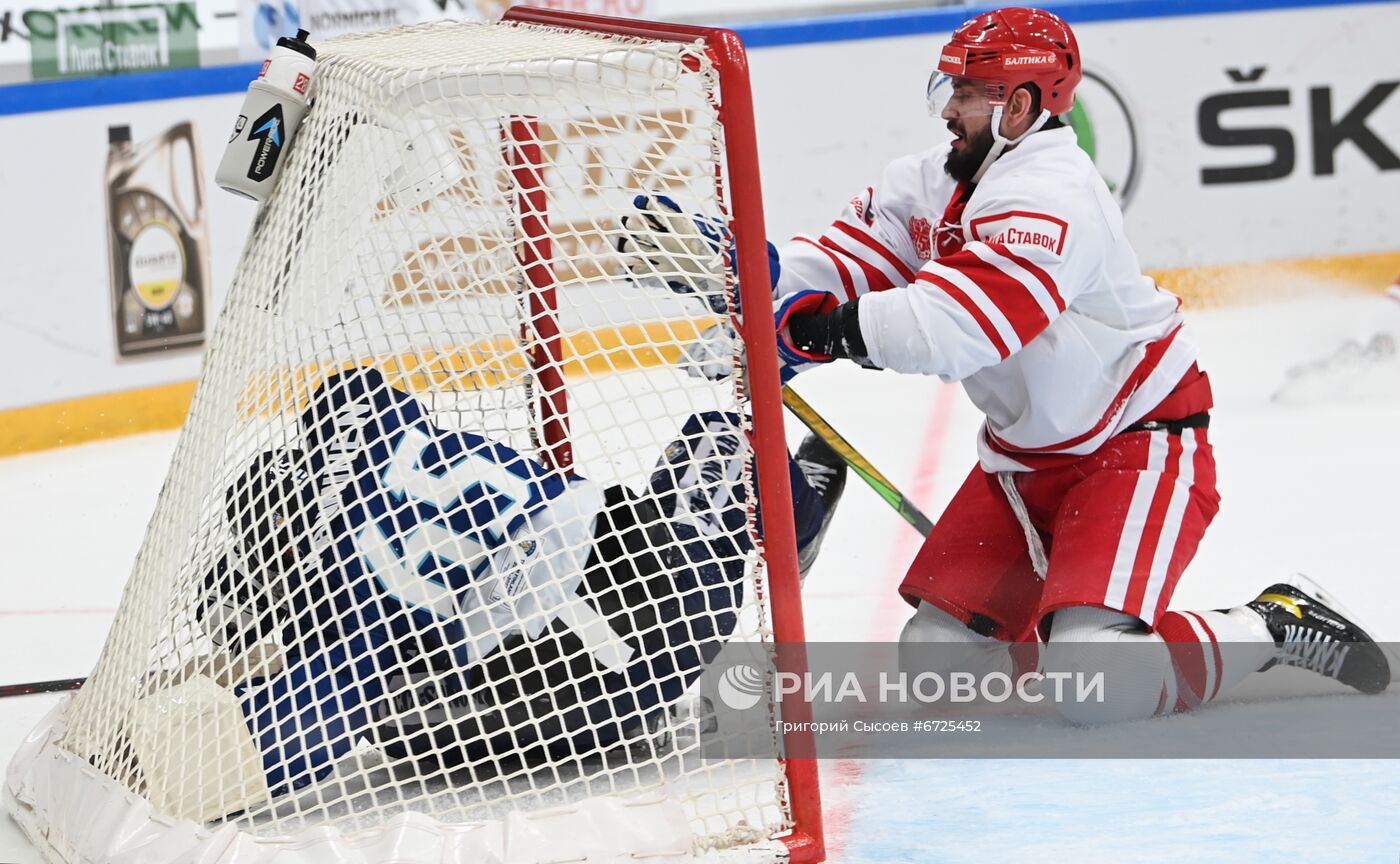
[{"left": 175, "top": 366, "right": 843, "bottom": 819}]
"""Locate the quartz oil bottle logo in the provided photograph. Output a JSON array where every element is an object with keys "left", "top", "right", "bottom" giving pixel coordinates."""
[{"left": 106, "top": 122, "right": 210, "bottom": 356}]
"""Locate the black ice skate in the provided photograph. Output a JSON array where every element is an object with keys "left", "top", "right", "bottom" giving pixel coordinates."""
[
  {"left": 1246, "top": 578, "right": 1390, "bottom": 694},
  {"left": 794, "top": 432, "right": 848, "bottom": 580}
]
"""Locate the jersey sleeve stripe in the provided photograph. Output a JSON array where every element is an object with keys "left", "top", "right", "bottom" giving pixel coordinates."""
[
  {"left": 943, "top": 249, "right": 1053, "bottom": 345},
  {"left": 968, "top": 243, "right": 1064, "bottom": 320},
  {"left": 831, "top": 220, "right": 918, "bottom": 283},
  {"left": 919, "top": 261, "right": 1025, "bottom": 352},
  {"left": 915, "top": 270, "right": 1012, "bottom": 360},
  {"left": 987, "top": 242, "right": 1066, "bottom": 312},
  {"left": 819, "top": 235, "right": 895, "bottom": 293},
  {"left": 795, "top": 236, "right": 857, "bottom": 301}
]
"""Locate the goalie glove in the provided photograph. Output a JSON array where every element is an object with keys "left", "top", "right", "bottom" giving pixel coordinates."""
[
  {"left": 680, "top": 289, "right": 850, "bottom": 384},
  {"left": 680, "top": 322, "right": 739, "bottom": 382},
  {"left": 678, "top": 318, "right": 816, "bottom": 384},
  {"left": 616, "top": 194, "right": 782, "bottom": 315},
  {"left": 616, "top": 194, "right": 728, "bottom": 313}
]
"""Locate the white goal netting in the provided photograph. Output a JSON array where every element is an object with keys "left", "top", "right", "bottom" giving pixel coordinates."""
[{"left": 5, "top": 18, "right": 808, "bottom": 864}]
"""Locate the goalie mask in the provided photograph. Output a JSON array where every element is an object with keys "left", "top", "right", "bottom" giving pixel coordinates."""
[{"left": 226, "top": 449, "right": 317, "bottom": 577}]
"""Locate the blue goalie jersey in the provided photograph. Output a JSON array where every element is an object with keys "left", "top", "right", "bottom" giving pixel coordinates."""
[
  {"left": 231, "top": 367, "right": 757, "bottom": 791},
  {"left": 296, "top": 366, "right": 617, "bottom": 676}
]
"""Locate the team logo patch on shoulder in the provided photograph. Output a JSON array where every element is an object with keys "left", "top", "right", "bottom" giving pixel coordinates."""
[
  {"left": 909, "top": 215, "right": 933, "bottom": 260},
  {"left": 968, "top": 210, "right": 1069, "bottom": 257}
]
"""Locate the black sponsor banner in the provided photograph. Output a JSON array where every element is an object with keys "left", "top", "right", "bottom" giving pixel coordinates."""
[{"left": 1199, "top": 67, "right": 1400, "bottom": 184}]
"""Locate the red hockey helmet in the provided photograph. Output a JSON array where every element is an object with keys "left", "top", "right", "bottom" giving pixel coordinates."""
[{"left": 929, "top": 7, "right": 1082, "bottom": 116}]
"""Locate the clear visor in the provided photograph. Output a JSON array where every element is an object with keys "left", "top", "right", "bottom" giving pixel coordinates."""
[{"left": 926, "top": 72, "right": 1005, "bottom": 119}]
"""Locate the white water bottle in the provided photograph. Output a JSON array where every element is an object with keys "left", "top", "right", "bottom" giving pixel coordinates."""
[{"left": 216, "top": 29, "right": 317, "bottom": 201}]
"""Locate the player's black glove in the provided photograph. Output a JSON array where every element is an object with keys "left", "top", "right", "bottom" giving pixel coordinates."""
[{"left": 779, "top": 293, "right": 874, "bottom": 368}]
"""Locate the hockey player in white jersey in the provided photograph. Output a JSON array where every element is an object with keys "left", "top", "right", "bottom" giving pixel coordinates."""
[
  {"left": 198, "top": 366, "right": 845, "bottom": 802},
  {"left": 619, "top": 7, "right": 1388, "bottom": 722}
]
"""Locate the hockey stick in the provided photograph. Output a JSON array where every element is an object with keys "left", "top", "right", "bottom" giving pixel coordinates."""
[
  {"left": 0, "top": 677, "right": 85, "bottom": 699},
  {"left": 781, "top": 385, "right": 934, "bottom": 537}
]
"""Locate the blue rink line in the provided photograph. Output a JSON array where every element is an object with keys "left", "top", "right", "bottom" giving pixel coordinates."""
[
  {"left": 0, "top": 62, "right": 261, "bottom": 115},
  {"left": 0, "top": 0, "right": 1390, "bottom": 116}
]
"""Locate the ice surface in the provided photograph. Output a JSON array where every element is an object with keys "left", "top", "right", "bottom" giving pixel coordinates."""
[{"left": 3, "top": 295, "right": 1400, "bottom": 862}]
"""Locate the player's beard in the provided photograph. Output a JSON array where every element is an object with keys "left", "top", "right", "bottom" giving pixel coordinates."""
[{"left": 943, "top": 122, "right": 995, "bottom": 184}]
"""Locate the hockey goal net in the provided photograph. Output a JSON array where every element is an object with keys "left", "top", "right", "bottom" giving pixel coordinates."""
[{"left": 4, "top": 10, "right": 822, "bottom": 864}]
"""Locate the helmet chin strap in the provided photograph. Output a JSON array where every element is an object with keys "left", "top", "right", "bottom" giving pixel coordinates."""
[{"left": 971, "top": 107, "right": 1052, "bottom": 183}]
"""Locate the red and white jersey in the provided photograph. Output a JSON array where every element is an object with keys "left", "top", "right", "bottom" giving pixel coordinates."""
[{"left": 773, "top": 126, "right": 1199, "bottom": 472}]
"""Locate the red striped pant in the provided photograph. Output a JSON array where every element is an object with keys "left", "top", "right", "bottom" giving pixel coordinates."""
[{"left": 899, "top": 426, "right": 1220, "bottom": 642}]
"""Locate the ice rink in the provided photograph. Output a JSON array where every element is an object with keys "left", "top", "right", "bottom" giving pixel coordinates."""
[{"left": 3, "top": 293, "right": 1400, "bottom": 862}]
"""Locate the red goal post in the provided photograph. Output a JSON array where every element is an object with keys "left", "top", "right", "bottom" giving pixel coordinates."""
[{"left": 502, "top": 9, "right": 824, "bottom": 861}]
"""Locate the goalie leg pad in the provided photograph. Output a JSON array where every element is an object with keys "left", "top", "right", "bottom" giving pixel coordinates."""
[{"left": 130, "top": 674, "right": 270, "bottom": 823}]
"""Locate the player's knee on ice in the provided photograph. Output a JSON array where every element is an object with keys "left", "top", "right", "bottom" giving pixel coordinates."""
[
  {"left": 1042, "top": 606, "right": 1171, "bottom": 725},
  {"left": 898, "top": 601, "right": 1016, "bottom": 680},
  {"left": 898, "top": 603, "right": 1173, "bottom": 725}
]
